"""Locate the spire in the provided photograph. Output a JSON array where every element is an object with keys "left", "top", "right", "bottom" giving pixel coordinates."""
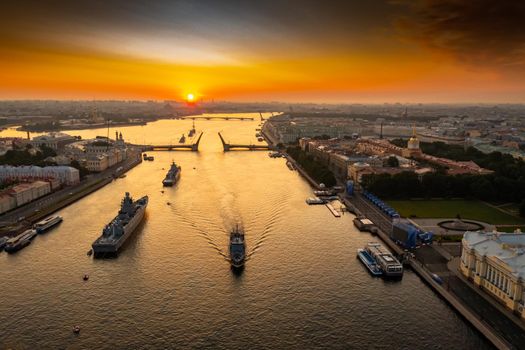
[{"left": 412, "top": 123, "right": 417, "bottom": 137}]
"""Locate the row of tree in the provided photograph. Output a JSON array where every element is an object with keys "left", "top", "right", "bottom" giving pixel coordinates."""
[
  {"left": 0, "top": 144, "right": 90, "bottom": 179},
  {"left": 286, "top": 146, "right": 336, "bottom": 187},
  {"left": 366, "top": 140, "right": 525, "bottom": 217},
  {"left": 362, "top": 171, "right": 525, "bottom": 202},
  {"left": 0, "top": 144, "right": 57, "bottom": 167}
]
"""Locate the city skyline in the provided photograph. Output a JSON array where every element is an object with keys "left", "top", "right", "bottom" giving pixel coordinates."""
[{"left": 1, "top": 0, "right": 525, "bottom": 103}]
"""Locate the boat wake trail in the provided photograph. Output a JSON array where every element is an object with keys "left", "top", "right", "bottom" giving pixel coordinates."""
[
  {"left": 169, "top": 206, "right": 229, "bottom": 259},
  {"left": 245, "top": 192, "right": 287, "bottom": 260}
]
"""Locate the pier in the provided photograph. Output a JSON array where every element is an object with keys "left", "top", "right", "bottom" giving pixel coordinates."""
[
  {"left": 139, "top": 132, "right": 203, "bottom": 152},
  {"left": 344, "top": 193, "right": 512, "bottom": 349},
  {"left": 218, "top": 132, "right": 272, "bottom": 152},
  {"left": 326, "top": 203, "right": 341, "bottom": 217}
]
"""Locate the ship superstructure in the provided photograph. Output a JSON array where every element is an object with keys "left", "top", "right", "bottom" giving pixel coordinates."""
[{"left": 92, "top": 192, "right": 148, "bottom": 256}]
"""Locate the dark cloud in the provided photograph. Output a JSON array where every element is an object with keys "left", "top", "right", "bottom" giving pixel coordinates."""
[
  {"left": 0, "top": 0, "right": 395, "bottom": 50},
  {"left": 394, "top": 0, "right": 525, "bottom": 67}
]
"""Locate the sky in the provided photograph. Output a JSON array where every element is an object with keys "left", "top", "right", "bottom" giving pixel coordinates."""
[{"left": 0, "top": 0, "right": 524, "bottom": 103}]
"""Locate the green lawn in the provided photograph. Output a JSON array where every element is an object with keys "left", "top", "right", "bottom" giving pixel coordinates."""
[
  {"left": 387, "top": 200, "right": 525, "bottom": 225},
  {"left": 495, "top": 226, "right": 525, "bottom": 233}
]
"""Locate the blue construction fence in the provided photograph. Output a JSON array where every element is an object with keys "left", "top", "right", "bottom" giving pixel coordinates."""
[
  {"left": 392, "top": 220, "right": 434, "bottom": 249},
  {"left": 361, "top": 190, "right": 433, "bottom": 249},
  {"left": 362, "top": 190, "right": 400, "bottom": 219}
]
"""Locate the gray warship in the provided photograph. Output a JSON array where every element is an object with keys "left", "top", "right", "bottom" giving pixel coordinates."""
[
  {"left": 162, "top": 161, "right": 181, "bottom": 186},
  {"left": 92, "top": 192, "right": 148, "bottom": 257}
]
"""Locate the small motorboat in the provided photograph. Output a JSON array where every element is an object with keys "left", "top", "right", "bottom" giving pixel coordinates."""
[
  {"left": 83, "top": 274, "right": 89, "bottom": 281},
  {"left": 73, "top": 325, "right": 81, "bottom": 334}
]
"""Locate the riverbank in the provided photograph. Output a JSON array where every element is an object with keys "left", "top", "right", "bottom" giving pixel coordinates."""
[
  {"left": 17, "top": 120, "right": 148, "bottom": 132},
  {"left": 309, "top": 178, "right": 514, "bottom": 348},
  {"left": 346, "top": 192, "right": 515, "bottom": 350},
  {"left": 0, "top": 152, "right": 142, "bottom": 237}
]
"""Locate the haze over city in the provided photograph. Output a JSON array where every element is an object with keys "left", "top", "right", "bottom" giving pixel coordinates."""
[{"left": 1, "top": 0, "right": 525, "bottom": 102}]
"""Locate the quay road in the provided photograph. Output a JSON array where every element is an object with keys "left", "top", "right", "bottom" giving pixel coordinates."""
[
  {"left": 350, "top": 193, "right": 394, "bottom": 235},
  {"left": 0, "top": 150, "right": 142, "bottom": 236}
]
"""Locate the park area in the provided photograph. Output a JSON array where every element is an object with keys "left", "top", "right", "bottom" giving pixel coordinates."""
[{"left": 387, "top": 199, "right": 525, "bottom": 226}]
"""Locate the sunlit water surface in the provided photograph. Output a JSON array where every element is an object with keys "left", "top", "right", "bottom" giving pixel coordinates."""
[{"left": 0, "top": 114, "right": 491, "bottom": 349}]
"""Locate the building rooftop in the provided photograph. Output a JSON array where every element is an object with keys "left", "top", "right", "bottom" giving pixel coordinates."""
[
  {"left": 32, "top": 132, "right": 75, "bottom": 141},
  {"left": 464, "top": 231, "right": 525, "bottom": 279}
]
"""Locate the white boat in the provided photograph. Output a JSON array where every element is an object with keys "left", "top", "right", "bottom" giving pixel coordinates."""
[
  {"left": 365, "top": 242, "right": 403, "bottom": 278},
  {"left": 4, "top": 229, "right": 37, "bottom": 253},
  {"left": 34, "top": 215, "right": 63, "bottom": 233},
  {"left": 357, "top": 248, "right": 383, "bottom": 276},
  {"left": 306, "top": 197, "right": 325, "bottom": 205}
]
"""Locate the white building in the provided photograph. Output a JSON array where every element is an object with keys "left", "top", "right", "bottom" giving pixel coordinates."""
[
  {"left": 0, "top": 165, "right": 80, "bottom": 186},
  {"left": 83, "top": 137, "right": 128, "bottom": 172},
  {"left": 86, "top": 155, "right": 109, "bottom": 172},
  {"left": 0, "top": 193, "right": 16, "bottom": 214},
  {"left": 10, "top": 181, "right": 51, "bottom": 206},
  {"left": 460, "top": 231, "right": 525, "bottom": 319},
  {"left": 30, "top": 132, "right": 76, "bottom": 150}
]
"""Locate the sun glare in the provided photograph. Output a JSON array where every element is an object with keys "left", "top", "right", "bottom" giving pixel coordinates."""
[{"left": 186, "top": 93, "right": 195, "bottom": 102}]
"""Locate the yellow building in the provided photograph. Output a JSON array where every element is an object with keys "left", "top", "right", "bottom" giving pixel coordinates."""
[
  {"left": 460, "top": 231, "right": 525, "bottom": 319},
  {"left": 86, "top": 155, "right": 109, "bottom": 172},
  {"left": 402, "top": 126, "right": 422, "bottom": 158}
]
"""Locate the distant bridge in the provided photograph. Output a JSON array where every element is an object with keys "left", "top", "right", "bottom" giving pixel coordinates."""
[
  {"left": 178, "top": 116, "right": 254, "bottom": 121},
  {"left": 218, "top": 132, "right": 272, "bottom": 152},
  {"left": 138, "top": 132, "right": 203, "bottom": 151}
]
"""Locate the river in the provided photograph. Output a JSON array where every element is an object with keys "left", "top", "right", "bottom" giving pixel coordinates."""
[{"left": 0, "top": 114, "right": 491, "bottom": 349}]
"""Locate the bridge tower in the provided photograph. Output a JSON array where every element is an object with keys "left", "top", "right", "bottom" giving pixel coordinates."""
[
  {"left": 191, "top": 132, "right": 203, "bottom": 151},
  {"left": 218, "top": 132, "right": 230, "bottom": 152}
]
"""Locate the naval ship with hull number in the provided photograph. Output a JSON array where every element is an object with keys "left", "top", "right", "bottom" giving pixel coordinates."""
[
  {"left": 92, "top": 192, "right": 148, "bottom": 257},
  {"left": 162, "top": 161, "right": 181, "bottom": 187},
  {"left": 229, "top": 225, "right": 246, "bottom": 269}
]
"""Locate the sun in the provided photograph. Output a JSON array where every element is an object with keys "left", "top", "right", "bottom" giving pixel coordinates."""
[{"left": 186, "top": 93, "right": 195, "bottom": 102}]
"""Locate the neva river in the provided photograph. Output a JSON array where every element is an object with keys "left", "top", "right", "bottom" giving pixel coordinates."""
[{"left": 0, "top": 114, "right": 491, "bottom": 349}]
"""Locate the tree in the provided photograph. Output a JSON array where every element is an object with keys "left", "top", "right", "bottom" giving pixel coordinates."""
[
  {"left": 39, "top": 144, "right": 57, "bottom": 158},
  {"left": 70, "top": 160, "right": 90, "bottom": 179},
  {"left": 386, "top": 156, "right": 399, "bottom": 167},
  {"left": 520, "top": 200, "right": 525, "bottom": 218}
]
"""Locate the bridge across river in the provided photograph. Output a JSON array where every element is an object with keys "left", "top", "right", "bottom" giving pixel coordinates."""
[
  {"left": 178, "top": 116, "right": 254, "bottom": 121},
  {"left": 137, "top": 132, "right": 203, "bottom": 151},
  {"left": 218, "top": 132, "right": 272, "bottom": 152}
]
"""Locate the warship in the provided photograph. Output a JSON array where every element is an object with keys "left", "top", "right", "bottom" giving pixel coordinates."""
[{"left": 92, "top": 192, "right": 148, "bottom": 257}]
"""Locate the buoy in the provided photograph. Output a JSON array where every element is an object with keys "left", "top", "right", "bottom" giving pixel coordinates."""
[
  {"left": 83, "top": 274, "right": 89, "bottom": 281},
  {"left": 73, "top": 325, "right": 81, "bottom": 334}
]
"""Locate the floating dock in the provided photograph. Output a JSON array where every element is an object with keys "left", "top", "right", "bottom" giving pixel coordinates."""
[{"left": 326, "top": 203, "right": 341, "bottom": 217}]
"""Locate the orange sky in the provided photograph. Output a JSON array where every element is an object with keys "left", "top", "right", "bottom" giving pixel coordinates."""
[{"left": 0, "top": 1, "right": 524, "bottom": 103}]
